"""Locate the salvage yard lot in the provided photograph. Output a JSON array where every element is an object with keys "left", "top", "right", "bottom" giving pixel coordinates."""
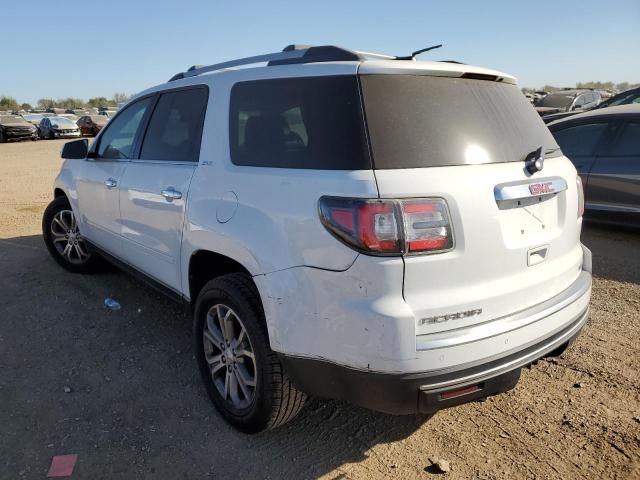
[{"left": 0, "top": 140, "right": 638, "bottom": 479}]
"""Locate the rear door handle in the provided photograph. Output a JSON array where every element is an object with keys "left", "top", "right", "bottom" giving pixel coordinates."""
[
  {"left": 104, "top": 178, "right": 117, "bottom": 188},
  {"left": 161, "top": 187, "right": 182, "bottom": 201}
]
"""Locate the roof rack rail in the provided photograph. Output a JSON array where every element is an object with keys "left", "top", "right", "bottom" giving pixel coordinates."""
[{"left": 168, "top": 45, "right": 365, "bottom": 82}]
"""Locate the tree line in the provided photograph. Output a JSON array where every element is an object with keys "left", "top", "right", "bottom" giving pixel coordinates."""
[{"left": 0, "top": 92, "right": 129, "bottom": 112}]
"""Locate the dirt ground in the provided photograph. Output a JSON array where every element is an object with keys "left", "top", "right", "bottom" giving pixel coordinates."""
[{"left": 0, "top": 139, "right": 638, "bottom": 480}]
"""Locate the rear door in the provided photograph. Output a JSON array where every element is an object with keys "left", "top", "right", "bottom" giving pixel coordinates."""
[
  {"left": 117, "top": 86, "right": 208, "bottom": 292},
  {"left": 360, "top": 73, "right": 585, "bottom": 337},
  {"left": 587, "top": 118, "right": 640, "bottom": 215},
  {"left": 75, "top": 97, "right": 153, "bottom": 255}
]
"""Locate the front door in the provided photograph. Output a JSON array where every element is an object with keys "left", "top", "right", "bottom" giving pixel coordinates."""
[{"left": 75, "top": 96, "right": 153, "bottom": 255}]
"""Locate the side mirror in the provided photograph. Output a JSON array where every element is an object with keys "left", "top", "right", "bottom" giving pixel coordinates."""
[{"left": 61, "top": 139, "right": 88, "bottom": 159}]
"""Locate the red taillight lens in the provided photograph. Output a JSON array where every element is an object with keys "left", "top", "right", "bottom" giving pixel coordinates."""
[
  {"left": 318, "top": 197, "right": 453, "bottom": 256},
  {"left": 401, "top": 200, "right": 453, "bottom": 252},
  {"left": 576, "top": 176, "right": 585, "bottom": 218}
]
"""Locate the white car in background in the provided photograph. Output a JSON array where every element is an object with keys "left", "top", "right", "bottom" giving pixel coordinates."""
[{"left": 42, "top": 45, "right": 592, "bottom": 433}]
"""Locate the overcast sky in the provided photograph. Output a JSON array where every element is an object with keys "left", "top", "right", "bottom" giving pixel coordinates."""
[{"left": 3, "top": 0, "right": 639, "bottom": 104}]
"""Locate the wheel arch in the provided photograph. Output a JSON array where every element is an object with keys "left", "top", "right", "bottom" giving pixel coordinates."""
[{"left": 187, "top": 249, "right": 256, "bottom": 304}]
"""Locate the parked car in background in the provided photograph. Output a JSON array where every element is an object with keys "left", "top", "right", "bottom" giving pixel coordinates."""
[
  {"left": 38, "top": 116, "right": 81, "bottom": 139},
  {"left": 59, "top": 114, "right": 79, "bottom": 122},
  {"left": 596, "top": 87, "right": 640, "bottom": 110},
  {"left": 22, "top": 113, "right": 45, "bottom": 127},
  {"left": 70, "top": 109, "right": 92, "bottom": 117},
  {"left": 46, "top": 108, "right": 67, "bottom": 115},
  {"left": 77, "top": 115, "right": 107, "bottom": 136},
  {"left": 0, "top": 115, "right": 38, "bottom": 142},
  {"left": 99, "top": 110, "right": 118, "bottom": 119},
  {"left": 536, "top": 90, "right": 601, "bottom": 123},
  {"left": 549, "top": 105, "right": 640, "bottom": 227}
]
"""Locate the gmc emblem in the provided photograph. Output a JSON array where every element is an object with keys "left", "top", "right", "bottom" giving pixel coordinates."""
[{"left": 529, "top": 182, "right": 554, "bottom": 195}]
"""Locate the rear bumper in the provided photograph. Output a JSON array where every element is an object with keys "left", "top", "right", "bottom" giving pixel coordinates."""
[
  {"left": 281, "top": 305, "right": 588, "bottom": 414},
  {"left": 276, "top": 246, "right": 592, "bottom": 414}
]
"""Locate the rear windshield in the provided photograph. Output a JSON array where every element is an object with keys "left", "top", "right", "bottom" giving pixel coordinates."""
[
  {"left": 538, "top": 94, "right": 575, "bottom": 109},
  {"left": 229, "top": 76, "right": 370, "bottom": 169},
  {"left": 361, "top": 75, "right": 559, "bottom": 169}
]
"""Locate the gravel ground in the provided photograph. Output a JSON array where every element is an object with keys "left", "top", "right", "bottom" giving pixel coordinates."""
[{"left": 0, "top": 139, "right": 639, "bottom": 479}]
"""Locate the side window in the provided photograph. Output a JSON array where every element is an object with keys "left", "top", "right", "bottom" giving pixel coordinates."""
[
  {"left": 229, "top": 76, "right": 369, "bottom": 169},
  {"left": 552, "top": 123, "right": 608, "bottom": 156},
  {"left": 139, "top": 87, "right": 208, "bottom": 162},
  {"left": 97, "top": 97, "right": 152, "bottom": 159},
  {"left": 609, "top": 122, "right": 640, "bottom": 156}
]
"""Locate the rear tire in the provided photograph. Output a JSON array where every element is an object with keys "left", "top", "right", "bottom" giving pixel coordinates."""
[
  {"left": 194, "top": 273, "right": 306, "bottom": 433},
  {"left": 42, "top": 196, "right": 100, "bottom": 274}
]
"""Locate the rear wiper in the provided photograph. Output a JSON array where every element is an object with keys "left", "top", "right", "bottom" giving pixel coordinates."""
[
  {"left": 395, "top": 44, "right": 443, "bottom": 60},
  {"left": 524, "top": 146, "right": 545, "bottom": 174}
]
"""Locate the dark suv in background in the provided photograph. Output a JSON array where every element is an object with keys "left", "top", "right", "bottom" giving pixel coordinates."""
[
  {"left": 0, "top": 115, "right": 38, "bottom": 142},
  {"left": 549, "top": 105, "right": 640, "bottom": 227}
]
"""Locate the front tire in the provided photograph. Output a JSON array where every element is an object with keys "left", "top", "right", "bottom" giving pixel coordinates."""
[
  {"left": 42, "top": 196, "right": 100, "bottom": 273},
  {"left": 194, "top": 273, "right": 306, "bottom": 433}
]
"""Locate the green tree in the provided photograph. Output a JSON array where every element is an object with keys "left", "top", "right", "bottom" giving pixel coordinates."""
[
  {"left": 38, "top": 98, "right": 56, "bottom": 109},
  {"left": 112, "top": 92, "right": 128, "bottom": 104},
  {"left": 21, "top": 103, "right": 32, "bottom": 111},
  {"left": 86, "top": 97, "right": 115, "bottom": 108},
  {"left": 0, "top": 96, "right": 19, "bottom": 111}
]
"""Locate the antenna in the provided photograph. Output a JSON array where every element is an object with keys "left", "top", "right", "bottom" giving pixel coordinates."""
[{"left": 395, "top": 44, "right": 443, "bottom": 61}]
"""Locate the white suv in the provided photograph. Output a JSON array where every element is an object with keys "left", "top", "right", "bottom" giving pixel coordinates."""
[{"left": 43, "top": 45, "right": 592, "bottom": 433}]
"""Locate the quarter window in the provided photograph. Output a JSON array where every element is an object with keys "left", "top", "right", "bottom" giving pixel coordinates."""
[
  {"left": 97, "top": 97, "right": 152, "bottom": 159},
  {"left": 552, "top": 123, "right": 608, "bottom": 156},
  {"left": 229, "top": 76, "right": 370, "bottom": 169},
  {"left": 139, "top": 87, "right": 208, "bottom": 162}
]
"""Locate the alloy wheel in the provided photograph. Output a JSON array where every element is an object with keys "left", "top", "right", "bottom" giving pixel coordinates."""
[
  {"left": 50, "top": 209, "right": 90, "bottom": 264},
  {"left": 202, "top": 304, "right": 257, "bottom": 409}
]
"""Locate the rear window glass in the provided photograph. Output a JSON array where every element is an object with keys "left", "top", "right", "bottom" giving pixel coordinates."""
[
  {"left": 361, "top": 75, "right": 559, "bottom": 169},
  {"left": 229, "top": 76, "right": 370, "bottom": 169},
  {"left": 552, "top": 123, "right": 608, "bottom": 156}
]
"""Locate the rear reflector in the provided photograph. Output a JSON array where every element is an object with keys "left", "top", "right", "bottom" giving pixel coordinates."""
[
  {"left": 576, "top": 176, "right": 585, "bottom": 218},
  {"left": 318, "top": 196, "right": 453, "bottom": 256},
  {"left": 440, "top": 384, "right": 483, "bottom": 401}
]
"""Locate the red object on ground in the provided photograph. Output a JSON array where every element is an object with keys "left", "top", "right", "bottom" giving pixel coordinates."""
[{"left": 47, "top": 454, "right": 78, "bottom": 477}]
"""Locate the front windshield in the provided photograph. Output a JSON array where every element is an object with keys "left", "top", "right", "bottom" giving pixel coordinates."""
[
  {"left": 0, "top": 115, "right": 27, "bottom": 124},
  {"left": 50, "top": 117, "right": 76, "bottom": 127},
  {"left": 539, "top": 94, "right": 575, "bottom": 109},
  {"left": 24, "top": 114, "right": 44, "bottom": 122}
]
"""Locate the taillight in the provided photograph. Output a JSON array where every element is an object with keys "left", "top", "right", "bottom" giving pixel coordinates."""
[
  {"left": 576, "top": 176, "right": 585, "bottom": 218},
  {"left": 318, "top": 196, "right": 453, "bottom": 256}
]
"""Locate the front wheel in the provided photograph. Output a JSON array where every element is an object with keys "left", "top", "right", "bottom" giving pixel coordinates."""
[
  {"left": 194, "top": 273, "right": 307, "bottom": 433},
  {"left": 42, "top": 196, "right": 100, "bottom": 273}
]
